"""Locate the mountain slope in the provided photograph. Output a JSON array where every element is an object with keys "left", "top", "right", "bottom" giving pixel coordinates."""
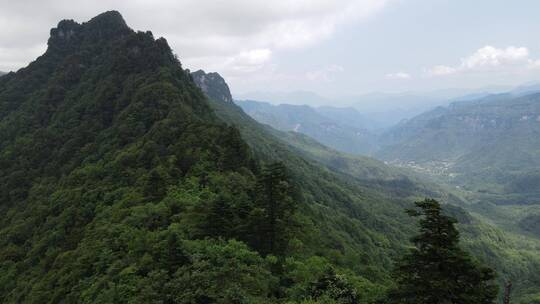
[
  {"left": 378, "top": 92, "right": 540, "bottom": 202},
  {"left": 236, "top": 99, "right": 378, "bottom": 154},
  {"left": 0, "top": 11, "right": 425, "bottom": 303},
  {"left": 0, "top": 12, "right": 281, "bottom": 303},
  {"left": 194, "top": 70, "right": 540, "bottom": 303},
  {"left": 1, "top": 11, "right": 539, "bottom": 304}
]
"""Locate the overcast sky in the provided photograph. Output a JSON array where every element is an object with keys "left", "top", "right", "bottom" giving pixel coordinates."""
[{"left": 2, "top": 0, "right": 540, "bottom": 98}]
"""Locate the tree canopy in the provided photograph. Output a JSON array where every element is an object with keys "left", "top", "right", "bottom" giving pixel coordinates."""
[{"left": 388, "top": 199, "right": 498, "bottom": 304}]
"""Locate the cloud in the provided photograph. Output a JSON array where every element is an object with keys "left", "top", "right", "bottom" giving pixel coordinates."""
[
  {"left": 461, "top": 46, "right": 529, "bottom": 69},
  {"left": 427, "top": 45, "right": 540, "bottom": 76},
  {"left": 531, "top": 59, "right": 540, "bottom": 69},
  {"left": 306, "top": 64, "right": 344, "bottom": 82},
  {"left": 427, "top": 65, "right": 457, "bottom": 76},
  {"left": 385, "top": 72, "right": 411, "bottom": 80},
  {"left": 0, "top": 44, "right": 47, "bottom": 71},
  {"left": 0, "top": 0, "right": 391, "bottom": 74}
]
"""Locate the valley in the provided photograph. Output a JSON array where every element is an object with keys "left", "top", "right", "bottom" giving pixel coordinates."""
[
  {"left": 1, "top": 6, "right": 540, "bottom": 304},
  {"left": 198, "top": 70, "right": 540, "bottom": 303},
  {"left": 232, "top": 72, "right": 540, "bottom": 303}
]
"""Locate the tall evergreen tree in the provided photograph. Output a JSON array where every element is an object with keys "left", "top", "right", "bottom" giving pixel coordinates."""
[
  {"left": 388, "top": 199, "right": 498, "bottom": 304},
  {"left": 250, "top": 162, "right": 297, "bottom": 256}
]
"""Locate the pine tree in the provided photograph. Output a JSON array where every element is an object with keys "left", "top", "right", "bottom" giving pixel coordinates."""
[
  {"left": 250, "top": 162, "right": 297, "bottom": 256},
  {"left": 388, "top": 199, "right": 498, "bottom": 304}
]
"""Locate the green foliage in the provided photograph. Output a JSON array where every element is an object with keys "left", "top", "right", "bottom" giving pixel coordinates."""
[
  {"left": 309, "top": 269, "right": 360, "bottom": 304},
  {"left": 2, "top": 10, "right": 539, "bottom": 304},
  {"left": 388, "top": 199, "right": 498, "bottom": 304},
  {"left": 0, "top": 11, "right": 283, "bottom": 303},
  {"left": 250, "top": 162, "right": 299, "bottom": 256},
  {"left": 201, "top": 69, "right": 540, "bottom": 303}
]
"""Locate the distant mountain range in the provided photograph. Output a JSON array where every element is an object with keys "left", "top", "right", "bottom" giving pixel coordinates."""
[
  {"left": 378, "top": 91, "right": 540, "bottom": 203},
  {"left": 2, "top": 10, "right": 540, "bottom": 302},
  {"left": 236, "top": 100, "right": 378, "bottom": 154},
  {"left": 236, "top": 86, "right": 518, "bottom": 128},
  {"left": 199, "top": 70, "right": 540, "bottom": 301},
  {"left": 235, "top": 82, "right": 540, "bottom": 155},
  {"left": 237, "top": 81, "right": 540, "bottom": 247}
]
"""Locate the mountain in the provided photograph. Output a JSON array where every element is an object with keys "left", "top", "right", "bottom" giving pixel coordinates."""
[
  {"left": 235, "top": 90, "right": 331, "bottom": 106},
  {"left": 236, "top": 87, "right": 520, "bottom": 130},
  {"left": 1, "top": 11, "right": 539, "bottom": 303},
  {"left": 190, "top": 69, "right": 233, "bottom": 103},
  {"left": 0, "top": 12, "right": 297, "bottom": 302},
  {"left": 0, "top": 11, "right": 429, "bottom": 303},
  {"left": 378, "top": 92, "right": 540, "bottom": 203},
  {"left": 236, "top": 99, "right": 378, "bottom": 154},
  {"left": 510, "top": 82, "right": 540, "bottom": 97},
  {"left": 0, "top": 71, "right": 6, "bottom": 76},
  {"left": 315, "top": 106, "right": 371, "bottom": 131},
  {"left": 235, "top": 91, "right": 450, "bottom": 129},
  {"left": 374, "top": 91, "right": 540, "bottom": 302},
  {"left": 195, "top": 71, "right": 540, "bottom": 303}
]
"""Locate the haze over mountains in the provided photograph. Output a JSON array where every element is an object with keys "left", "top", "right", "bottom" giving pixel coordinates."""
[
  {"left": 236, "top": 86, "right": 516, "bottom": 128},
  {"left": 236, "top": 100, "right": 378, "bottom": 155},
  {"left": 0, "top": 11, "right": 457, "bottom": 302},
  {"left": 201, "top": 68, "right": 540, "bottom": 303},
  {"left": 379, "top": 91, "right": 540, "bottom": 201},
  {"left": 236, "top": 83, "right": 540, "bottom": 157},
  {"left": 237, "top": 82, "right": 540, "bottom": 201},
  {"left": 2, "top": 9, "right": 540, "bottom": 304}
]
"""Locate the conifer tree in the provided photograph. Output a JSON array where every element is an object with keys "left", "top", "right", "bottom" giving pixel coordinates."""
[
  {"left": 388, "top": 199, "right": 498, "bottom": 304},
  {"left": 251, "top": 162, "right": 297, "bottom": 256}
]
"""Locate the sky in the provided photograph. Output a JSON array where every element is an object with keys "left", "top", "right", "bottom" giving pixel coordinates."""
[{"left": 2, "top": 0, "right": 540, "bottom": 99}]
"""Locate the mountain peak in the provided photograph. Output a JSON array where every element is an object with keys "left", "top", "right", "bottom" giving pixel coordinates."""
[
  {"left": 191, "top": 69, "right": 233, "bottom": 103},
  {"left": 49, "top": 19, "right": 81, "bottom": 47},
  {"left": 48, "top": 10, "right": 131, "bottom": 52},
  {"left": 85, "top": 10, "right": 129, "bottom": 32}
]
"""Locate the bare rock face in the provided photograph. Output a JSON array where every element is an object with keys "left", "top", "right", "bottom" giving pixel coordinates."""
[{"left": 191, "top": 70, "right": 233, "bottom": 103}]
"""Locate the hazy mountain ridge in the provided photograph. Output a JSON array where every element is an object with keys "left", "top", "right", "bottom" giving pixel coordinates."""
[
  {"left": 196, "top": 70, "right": 540, "bottom": 303},
  {"left": 1, "top": 12, "right": 483, "bottom": 303},
  {"left": 378, "top": 91, "right": 540, "bottom": 202},
  {"left": 1, "top": 10, "right": 539, "bottom": 303},
  {"left": 236, "top": 99, "right": 379, "bottom": 154},
  {"left": 236, "top": 87, "right": 515, "bottom": 128}
]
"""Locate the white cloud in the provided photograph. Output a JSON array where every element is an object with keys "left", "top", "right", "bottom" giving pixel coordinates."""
[
  {"left": 223, "top": 49, "right": 272, "bottom": 73},
  {"left": 461, "top": 46, "right": 529, "bottom": 69},
  {"left": 306, "top": 64, "right": 344, "bottom": 82},
  {"left": 427, "top": 45, "right": 540, "bottom": 77},
  {"left": 0, "top": 0, "right": 391, "bottom": 75},
  {"left": 531, "top": 59, "right": 540, "bottom": 69},
  {"left": 385, "top": 71, "right": 411, "bottom": 80},
  {"left": 427, "top": 65, "right": 458, "bottom": 76}
]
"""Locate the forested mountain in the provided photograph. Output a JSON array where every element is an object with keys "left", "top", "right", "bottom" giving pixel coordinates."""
[
  {"left": 236, "top": 99, "right": 378, "bottom": 154},
  {"left": 195, "top": 70, "right": 540, "bottom": 303},
  {"left": 378, "top": 92, "right": 540, "bottom": 202},
  {"left": 1, "top": 11, "right": 539, "bottom": 303},
  {"left": 0, "top": 11, "right": 420, "bottom": 303},
  {"left": 191, "top": 69, "right": 233, "bottom": 103}
]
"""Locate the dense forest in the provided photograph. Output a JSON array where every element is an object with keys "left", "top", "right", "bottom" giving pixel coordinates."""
[{"left": 0, "top": 11, "right": 539, "bottom": 303}]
